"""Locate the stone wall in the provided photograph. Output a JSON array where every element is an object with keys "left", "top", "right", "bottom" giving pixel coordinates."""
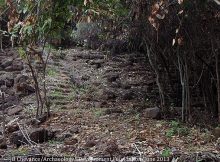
[{"left": 0, "top": 49, "right": 34, "bottom": 113}]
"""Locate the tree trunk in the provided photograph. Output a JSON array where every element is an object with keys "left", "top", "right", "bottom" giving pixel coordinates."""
[
  {"left": 216, "top": 52, "right": 220, "bottom": 123},
  {"left": 146, "top": 43, "right": 165, "bottom": 109}
]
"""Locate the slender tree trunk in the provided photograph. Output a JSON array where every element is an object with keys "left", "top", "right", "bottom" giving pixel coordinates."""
[
  {"left": 184, "top": 55, "right": 191, "bottom": 121},
  {"left": 42, "top": 43, "right": 51, "bottom": 117},
  {"left": 177, "top": 48, "right": 190, "bottom": 122},
  {"left": 146, "top": 43, "right": 165, "bottom": 109},
  {"left": 26, "top": 53, "right": 44, "bottom": 118},
  {"left": 177, "top": 49, "right": 184, "bottom": 121},
  {"left": 216, "top": 52, "right": 220, "bottom": 123},
  {"left": 34, "top": 83, "right": 40, "bottom": 118}
]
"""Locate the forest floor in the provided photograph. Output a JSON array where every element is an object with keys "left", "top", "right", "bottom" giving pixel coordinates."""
[{"left": 0, "top": 47, "right": 220, "bottom": 161}]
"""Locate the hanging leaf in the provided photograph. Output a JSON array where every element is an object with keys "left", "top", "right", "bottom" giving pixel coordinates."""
[
  {"left": 178, "top": 0, "right": 184, "bottom": 4},
  {"left": 164, "top": 9, "right": 168, "bottom": 14},
  {"left": 178, "top": 10, "right": 184, "bottom": 15},
  {"left": 156, "top": 14, "right": 165, "bottom": 19},
  {"left": 176, "top": 29, "right": 179, "bottom": 34},
  {"left": 22, "top": 6, "right": 28, "bottom": 14},
  {"left": 148, "top": 16, "right": 154, "bottom": 24},
  {"left": 152, "top": 3, "right": 160, "bottom": 15},
  {"left": 178, "top": 37, "right": 184, "bottom": 46},
  {"left": 87, "top": 16, "right": 91, "bottom": 23},
  {"left": 84, "top": 0, "right": 93, "bottom": 6},
  {"left": 172, "top": 39, "right": 176, "bottom": 46},
  {"left": 84, "top": 0, "right": 87, "bottom": 6}
]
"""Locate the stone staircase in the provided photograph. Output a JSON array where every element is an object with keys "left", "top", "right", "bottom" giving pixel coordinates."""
[{"left": 44, "top": 48, "right": 159, "bottom": 114}]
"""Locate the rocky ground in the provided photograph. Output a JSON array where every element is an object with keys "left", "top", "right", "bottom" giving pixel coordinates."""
[{"left": 0, "top": 47, "right": 219, "bottom": 161}]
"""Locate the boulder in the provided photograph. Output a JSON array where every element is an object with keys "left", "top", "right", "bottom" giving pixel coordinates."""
[
  {"left": 14, "top": 74, "right": 35, "bottom": 96},
  {"left": 5, "top": 61, "right": 23, "bottom": 72},
  {"left": 88, "top": 60, "right": 104, "bottom": 69},
  {"left": 106, "top": 73, "right": 119, "bottom": 82},
  {"left": 69, "top": 126, "right": 80, "bottom": 134},
  {"left": 6, "top": 123, "right": 19, "bottom": 133},
  {"left": 0, "top": 95, "right": 19, "bottom": 110},
  {"left": 121, "top": 91, "right": 134, "bottom": 100},
  {"left": 0, "top": 137, "right": 7, "bottom": 149},
  {"left": 84, "top": 140, "right": 97, "bottom": 148},
  {"left": 10, "top": 128, "right": 49, "bottom": 147},
  {"left": 0, "top": 73, "right": 14, "bottom": 87},
  {"left": 64, "top": 138, "right": 78, "bottom": 145},
  {"left": 5, "top": 78, "right": 14, "bottom": 87},
  {"left": 105, "top": 140, "right": 119, "bottom": 155},
  {"left": 7, "top": 106, "right": 23, "bottom": 116},
  {"left": 109, "top": 81, "right": 121, "bottom": 88},
  {"left": 12, "top": 61, "right": 24, "bottom": 71},
  {"left": 14, "top": 74, "right": 29, "bottom": 84},
  {"left": 10, "top": 131, "right": 26, "bottom": 147},
  {"left": 16, "top": 83, "right": 35, "bottom": 97},
  {"left": 55, "top": 132, "right": 72, "bottom": 141},
  {"left": 142, "top": 107, "right": 161, "bottom": 119},
  {"left": 102, "top": 89, "right": 117, "bottom": 100},
  {"left": 214, "top": 127, "right": 220, "bottom": 138},
  {"left": 0, "top": 85, "right": 7, "bottom": 92},
  {"left": 0, "top": 58, "right": 13, "bottom": 68},
  {"left": 29, "top": 128, "right": 49, "bottom": 143}
]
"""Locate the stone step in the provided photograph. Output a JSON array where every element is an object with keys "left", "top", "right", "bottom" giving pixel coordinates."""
[
  {"left": 71, "top": 53, "right": 104, "bottom": 60},
  {"left": 56, "top": 83, "right": 71, "bottom": 89},
  {"left": 53, "top": 101, "right": 71, "bottom": 105},
  {"left": 48, "top": 95, "right": 69, "bottom": 100},
  {"left": 47, "top": 83, "right": 71, "bottom": 88},
  {"left": 49, "top": 88, "right": 72, "bottom": 93}
]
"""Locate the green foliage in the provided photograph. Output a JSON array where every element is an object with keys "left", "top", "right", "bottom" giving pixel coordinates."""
[
  {"left": 5, "top": 0, "right": 129, "bottom": 46},
  {"left": 72, "top": 84, "right": 88, "bottom": 95},
  {"left": 166, "top": 128, "right": 175, "bottom": 138},
  {"left": 166, "top": 120, "right": 190, "bottom": 138},
  {"left": 9, "top": 147, "right": 29, "bottom": 156},
  {"left": 67, "top": 91, "right": 75, "bottom": 101},
  {"left": 50, "top": 90, "right": 63, "bottom": 98},
  {"left": 48, "top": 140, "right": 63, "bottom": 145},
  {"left": 18, "top": 47, "right": 27, "bottom": 59},
  {"left": 135, "top": 113, "right": 141, "bottom": 121},
  {"left": 92, "top": 0, "right": 129, "bottom": 17},
  {"left": 161, "top": 148, "right": 171, "bottom": 157},
  {"left": 0, "top": 0, "right": 5, "bottom": 7},
  {"left": 46, "top": 68, "right": 58, "bottom": 77},
  {"left": 178, "top": 127, "right": 190, "bottom": 136},
  {"left": 11, "top": 0, "right": 76, "bottom": 45},
  {"left": 171, "top": 120, "right": 180, "bottom": 128},
  {"left": 52, "top": 47, "right": 66, "bottom": 59},
  {"left": 93, "top": 108, "right": 104, "bottom": 117}
]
